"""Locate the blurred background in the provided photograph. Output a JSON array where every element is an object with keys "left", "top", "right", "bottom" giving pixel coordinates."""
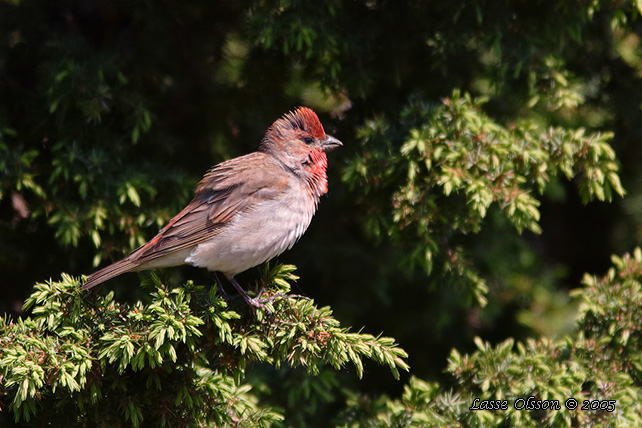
[{"left": 2, "top": 0, "right": 642, "bottom": 425}]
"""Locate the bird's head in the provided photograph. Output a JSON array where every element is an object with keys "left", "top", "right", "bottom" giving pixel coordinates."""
[{"left": 259, "top": 107, "right": 342, "bottom": 171}]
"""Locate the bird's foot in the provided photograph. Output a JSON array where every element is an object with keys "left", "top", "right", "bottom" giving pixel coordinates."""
[
  {"left": 257, "top": 292, "right": 288, "bottom": 304},
  {"left": 246, "top": 295, "right": 266, "bottom": 309}
]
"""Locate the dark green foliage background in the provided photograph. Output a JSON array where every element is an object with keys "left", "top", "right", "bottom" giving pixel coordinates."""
[{"left": 2, "top": 0, "right": 642, "bottom": 426}]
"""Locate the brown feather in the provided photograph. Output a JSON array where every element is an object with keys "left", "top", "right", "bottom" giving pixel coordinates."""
[{"left": 81, "top": 258, "right": 140, "bottom": 290}]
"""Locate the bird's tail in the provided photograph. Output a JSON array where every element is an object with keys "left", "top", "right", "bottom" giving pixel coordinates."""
[{"left": 81, "top": 257, "right": 138, "bottom": 290}]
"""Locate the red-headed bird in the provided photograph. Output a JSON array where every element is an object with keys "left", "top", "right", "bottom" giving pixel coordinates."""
[{"left": 81, "top": 107, "right": 342, "bottom": 307}]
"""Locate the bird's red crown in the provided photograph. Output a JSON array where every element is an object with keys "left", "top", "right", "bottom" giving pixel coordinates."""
[{"left": 280, "top": 107, "right": 326, "bottom": 139}]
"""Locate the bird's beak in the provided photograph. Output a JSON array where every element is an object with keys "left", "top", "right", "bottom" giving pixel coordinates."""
[{"left": 321, "top": 135, "right": 343, "bottom": 152}]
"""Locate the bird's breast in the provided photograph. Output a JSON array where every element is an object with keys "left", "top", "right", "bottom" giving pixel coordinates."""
[{"left": 185, "top": 181, "right": 317, "bottom": 276}]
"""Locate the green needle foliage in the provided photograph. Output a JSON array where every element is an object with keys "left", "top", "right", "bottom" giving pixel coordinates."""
[
  {"left": 338, "top": 249, "right": 642, "bottom": 428},
  {"left": 343, "top": 91, "right": 624, "bottom": 306},
  {"left": 0, "top": 266, "right": 408, "bottom": 427}
]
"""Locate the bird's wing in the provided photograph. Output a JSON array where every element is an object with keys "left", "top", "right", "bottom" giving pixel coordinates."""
[{"left": 131, "top": 153, "right": 289, "bottom": 262}]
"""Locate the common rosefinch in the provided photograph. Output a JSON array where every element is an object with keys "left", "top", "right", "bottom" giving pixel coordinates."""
[{"left": 81, "top": 107, "right": 342, "bottom": 307}]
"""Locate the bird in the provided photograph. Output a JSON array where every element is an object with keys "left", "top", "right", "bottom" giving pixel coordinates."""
[{"left": 81, "top": 107, "right": 342, "bottom": 307}]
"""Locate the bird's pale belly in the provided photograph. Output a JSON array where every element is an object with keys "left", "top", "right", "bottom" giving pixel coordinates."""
[{"left": 185, "top": 199, "right": 314, "bottom": 275}]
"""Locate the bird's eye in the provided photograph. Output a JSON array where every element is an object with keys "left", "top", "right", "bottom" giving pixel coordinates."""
[{"left": 303, "top": 136, "right": 314, "bottom": 145}]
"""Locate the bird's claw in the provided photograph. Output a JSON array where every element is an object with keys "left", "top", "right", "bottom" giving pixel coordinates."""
[
  {"left": 247, "top": 296, "right": 265, "bottom": 308},
  {"left": 258, "top": 292, "right": 288, "bottom": 303}
]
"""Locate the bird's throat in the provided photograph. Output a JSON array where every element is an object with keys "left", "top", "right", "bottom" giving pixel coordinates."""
[{"left": 306, "top": 149, "right": 329, "bottom": 197}]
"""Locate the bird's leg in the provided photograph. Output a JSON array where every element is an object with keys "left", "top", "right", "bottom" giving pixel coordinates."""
[
  {"left": 227, "top": 275, "right": 264, "bottom": 308},
  {"left": 213, "top": 272, "right": 231, "bottom": 300}
]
